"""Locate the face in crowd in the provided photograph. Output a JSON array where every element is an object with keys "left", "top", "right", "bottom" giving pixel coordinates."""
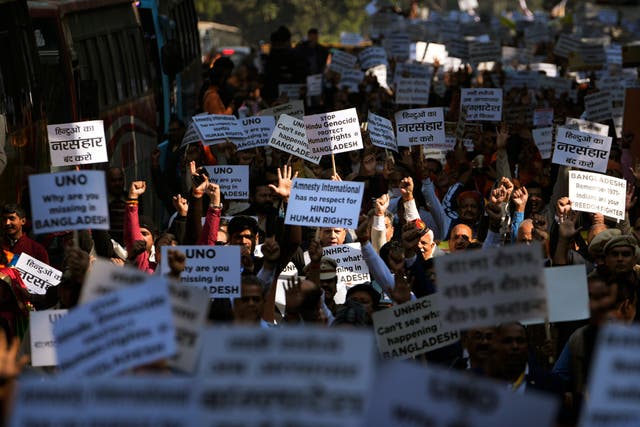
[
  {"left": 233, "top": 281, "right": 265, "bottom": 324},
  {"left": 231, "top": 228, "right": 258, "bottom": 256},
  {"left": 319, "top": 227, "right": 346, "bottom": 247},
  {"left": 449, "top": 224, "right": 473, "bottom": 252}
]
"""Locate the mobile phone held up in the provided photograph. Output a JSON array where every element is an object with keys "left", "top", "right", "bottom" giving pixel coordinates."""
[{"left": 192, "top": 166, "right": 210, "bottom": 187}]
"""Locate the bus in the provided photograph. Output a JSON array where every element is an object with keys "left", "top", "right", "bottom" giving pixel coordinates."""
[{"left": 0, "top": 0, "right": 47, "bottom": 205}]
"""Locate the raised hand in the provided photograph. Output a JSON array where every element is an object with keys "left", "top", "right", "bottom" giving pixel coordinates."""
[
  {"left": 268, "top": 164, "right": 298, "bottom": 203},
  {"left": 128, "top": 181, "right": 146, "bottom": 199},
  {"left": 172, "top": 194, "right": 188, "bottom": 216},
  {"left": 511, "top": 187, "right": 528, "bottom": 213}
]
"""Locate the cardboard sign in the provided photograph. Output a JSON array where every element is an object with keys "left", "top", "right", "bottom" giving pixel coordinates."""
[
  {"left": 569, "top": 170, "right": 626, "bottom": 220},
  {"left": 395, "top": 108, "right": 445, "bottom": 147},
  {"left": 435, "top": 243, "right": 548, "bottom": 330},
  {"left": 30, "top": 309, "right": 67, "bottom": 367},
  {"left": 367, "top": 112, "right": 397, "bottom": 152},
  {"left": 553, "top": 127, "right": 612, "bottom": 173},
  {"left": 304, "top": 108, "right": 363, "bottom": 156},
  {"left": 532, "top": 127, "right": 554, "bottom": 160},
  {"left": 359, "top": 46, "right": 388, "bottom": 70},
  {"left": 363, "top": 361, "right": 558, "bottom": 427},
  {"left": 584, "top": 91, "right": 613, "bottom": 124},
  {"left": 197, "top": 327, "right": 375, "bottom": 427},
  {"left": 285, "top": 178, "right": 364, "bottom": 229},
  {"left": 259, "top": 100, "right": 304, "bottom": 120},
  {"left": 278, "top": 83, "right": 305, "bottom": 100},
  {"left": 14, "top": 253, "right": 62, "bottom": 295},
  {"left": 204, "top": 165, "right": 249, "bottom": 200},
  {"left": 533, "top": 108, "right": 554, "bottom": 127},
  {"left": 29, "top": 170, "right": 109, "bottom": 234},
  {"left": 54, "top": 277, "right": 175, "bottom": 376},
  {"left": 238, "top": 116, "right": 275, "bottom": 151},
  {"left": 160, "top": 245, "right": 241, "bottom": 298},
  {"left": 11, "top": 377, "right": 196, "bottom": 427},
  {"left": 47, "top": 120, "right": 108, "bottom": 167},
  {"left": 581, "top": 324, "right": 640, "bottom": 427},
  {"left": 192, "top": 114, "right": 245, "bottom": 145},
  {"left": 395, "top": 77, "right": 430, "bottom": 105},
  {"left": 339, "top": 69, "right": 365, "bottom": 92},
  {"left": 268, "top": 114, "right": 320, "bottom": 164},
  {"left": 372, "top": 295, "right": 460, "bottom": 360},
  {"left": 461, "top": 88, "right": 503, "bottom": 121}
]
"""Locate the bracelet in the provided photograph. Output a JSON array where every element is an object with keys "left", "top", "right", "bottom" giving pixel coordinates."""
[
  {"left": 209, "top": 204, "right": 223, "bottom": 209},
  {"left": 125, "top": 199, "right": 138, "bottom": 205}
]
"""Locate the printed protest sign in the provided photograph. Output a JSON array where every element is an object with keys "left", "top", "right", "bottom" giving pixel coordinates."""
[
  {"left": 11, "top": 377, "right": 197, "bottom": 427},
  {"left": 461, "top": 88, "right": 503, "bottom": 121},
  {"left": 180, "top": 121, "right": 201, "bottom": 147},
  {"left": 372, "top": 295, "right": 460, "bottom": 360},
  {"left": 385, "top": 31, "right": 410, "bottom": 61},
  {"left": 318, "top": 243, "right": 370, "bottom": 304},
  {"left": 395, "top": 77, "right": 430, "bottom": 105},
  {"left": 393, "top": 63, "right": 433, "bottom": 83},
  {"left": 305, "top": 108, "right": 362, "bottom": 156},
  {"left": 29, "top": 170, "right": 109, "bottom": 234},
  {"left": 259, "top": 100, "right": 304, "bottom": 119},
  {"left": 277, "top": 83, "right": 304, "bottom": 100},
  {"left": 286, "top": 178, "right": 364, "bottom": 229},
  {"left": 160, "top": 245, "right": 241, "bottom": 298},
  {"left": 363, "top": 361, "right": 558, "bottom": 427},
  {"left": 339, "top": 69, "right": 365, "bottom": 92},
  {"left": 14, "top": 253, "right": 62, "bottom": 295},
  {"left": 79, "top": 258, "right": 149, "bottom": 304},
  {"left": 532, "top": 127, "right": 554, "bottom": 159},
  {"left": 47, "top": 120, "right": 108, "bottom": 167},
  {"left": 584, "top": 91, "right": 613, "bottom": 124},
  {"left": 54, "top": 277, "right": 175, "bottom": 376},
  {"left": 192, "top": 114, "right": 245, "bottom": 145},
  {"left": 367, "top": 112, "right": 397, "bottom": 152},
  {"left": 580, "top": 324, "right": 640, "bottom": 427},
  {"left": 306, "top": 74, "right": 323, "bottom": 97},
  {"left": 204, "top": 165, "right": 249, "bottom": 200},
  {"left": 395, "top": 108, "right": 445, "bottom": 147},
  {"left": 329, "top": 49, "right": 358, "bottom": 74},
  {"left": 238, "top": 116, "right": 275, "bottom": 151},
  {"left": 435, "top": 243, "right": 547, "bottom": 330},
  {"left": 569, "top": 171, "right": 626, "bottom": 220},
  {"left": 553, "top": 127, "right": 612, "bottom": 173},
  {"left": 359, "top": 46, "right": 388, "bottom": 70},
  {"left": 418, "top": 42, "right": 447, "bottom": 64},
  {"left": 30, "top": 309, "right": 67, "bottom": 367},
  {"left": 533, "top": 108, "right": 554, "bottom": 127},
  {"left": 468, "top": 40, "right": 501, "bottom": 65},
  {"left": 197, "top": 327, "right": 375, "bottom": 427},
  {"left": 268, "top": 114, "right": 320, "bottom": 164},
  {"left": 565, "top": 117, "right": 609, "bottom": 136}
]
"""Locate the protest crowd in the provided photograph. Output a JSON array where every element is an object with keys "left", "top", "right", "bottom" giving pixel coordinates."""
[{"left": 2, "top": 0, "right": 640, "bottom": 426}]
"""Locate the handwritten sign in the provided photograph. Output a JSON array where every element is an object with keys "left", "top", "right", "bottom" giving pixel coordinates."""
[
  {"left": 204, "top": 165, "right": 249, "bottom": 200},
  {"left": 30, "top": 309, "right": 67, "bottom": 367},
  {"left": 47, "top": 120, "right": 107, "bottom": 167},
  {"left": 395, "top": 108, "right": 445, "bottom": 147},
  {"left": 372, "top": 295, "right": 460, "bottom": 360},
  {"left": 532, "top": 127, "right": 554, "bottom": 159},
  {"left": 569, "top": 171, "right": 626, "bottom": 220},
  {"left": 286, "top": 178, "right": 364, "bottom": 229},
  {"left": 54, "top": 277, "right": 175, "bottom": 376},
  {"left": 238, "top": 116, "right": 275, "bottom": 151},
  {"left": 29, "top": 170, "right": 109, "bottom": 234},
  {"left": 461, "top": 88, "right": 503, "bottom": 121},
  {"left": 268, "top": 114, "right": 320, "bottom": 164},
  {"left": 14, "top": 253, "right": 62, "bottom": 295},
  {"left": 305, "top": 108, "right": 362, "bottom": 156},
  {"left": 367, "top": 112, "right": 397, "bottom": 152},
  {"left": 553, "top": 127, "right": 612, "bottom": 173},
  {"left": 435, "top": 243, "right": 547, "bottom": 330},
  {"left": 192, "top": 114, "right": 244, "bottom": 145}
]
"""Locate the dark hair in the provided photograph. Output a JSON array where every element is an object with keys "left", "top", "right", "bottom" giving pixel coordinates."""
[
  {"left": 270, "top": 26, "right": 292, "bottom": 44},
  {"left": 228, "top": 216, "right": 259, "bottom": 237},
  {"left": 2, "top": 204, "right": 25, "bottom": 219},
  {"left": 332, "top": 299, "right": 369, "bottom": 327},
  {"left": 139, "top": 215, "right": 158, "bottom": 238}
]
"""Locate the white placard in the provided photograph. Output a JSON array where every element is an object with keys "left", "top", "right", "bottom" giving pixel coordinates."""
[
  {"left": 523, "top": 265, "right": 590, "bottom": 325},
  {"left": 533, "top": 108, "right": 554, "bottom": 127},
  {"left": 305, "top": 108, "right": 363, "bottom": 156},
  {"left": 29, "top": 170, "right": 109, "bottom": 234},
  {"left": 259, "top": 100, "right": 305, "bottom": 120},
  {"left": 192, "top": 114, "right": 245, "bottom": 145},
  {"left": 372, "top": 295, "right": 460, "bottom": 360},
  {"left": 435, "top": 243, "right": 548, "bottom": 330},
  {"left": 180, "top": 121, "right": 201, "bottom": 147},
  {"left": 30, "top": 309, "right": 67, "bottom": 367},
  {"left": 11, "top": 377, "right": 196, "bottom": 427},
  {"left": 238, "top": 116, "right": 275, "bottom": 151},
  {"left": 160, "top": 245, "right": 241, "bottom": 298},
  {"left": 268, "top": 114, "right": 320, "bottom": 164},
  {"left": 54, "top": 277, "right": 175, "bottom": 376},
  {"left": 277, "top": 83, "right": 305, "bottom": 100},
  {"left": 321, "top": 243, "right": 370, "bottom": 302},
  {"left": 359, "top": 46, "right": 388, "bottom": 70},
  {"left": 569, "top": 170, "right": 626, "bottom": 220},
  {"left": 14, "top": 253, "right": 62, "bottom": 295},
  {"left": 367, "top": 111, "right": 397, "bottom": 152},
  {"left": 339, "top": 69, "right": 365, "bottom": 92},
  {"left": 584, "top": 91, "right": 613, "bottom": 124},
  {"left": 368, "top": 64, "right": 389, "bottom": 89},
  {"left": 395, "top": 108, "right": 445, "bottom": 147},
  {"left": 197, "top": 327, "right": 375, "bottom": 427},
  {"left": 285, "top": 178, "right": 364, "bottom": 229},
  {"left": 204, "top": 165, "right": 249, "bottom": 200},
  {"left": 395, "top": 77, "right": 430, "bottom": 105},
  {"left": 329, "top": 49, "right": 358, "bottom": 73},
  {"left": 461, "top": 88, "right": 503, "bottom": 121},
  {"left": 565, "top": 117, "right": 609, "bottom": 136},
  {"left": 532, "top": 127, "right": 554, "bottom": 159},
  {"left": 306, "top": 74, "right": 323, "bottom": 97},
  {"left": 553, "top": 127, "right": 612, "bottom": 173},
  {"left": 79, "top": 258, "right": 149, "bottom": 304},
  {"left": 364, "top": 361, "right": 558, "bottom": 427},
  {"left": 419, "top": 42, "right": 448, "bottom": 63},
  {"left": 47, "top": 120, "right": 108, "bottom": 167},
  {"left": 581, "top": 324, "right": 640, "bottom": 427},
  {"left": 394, "top": 63, "right": 433, "bottom": 83}
]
